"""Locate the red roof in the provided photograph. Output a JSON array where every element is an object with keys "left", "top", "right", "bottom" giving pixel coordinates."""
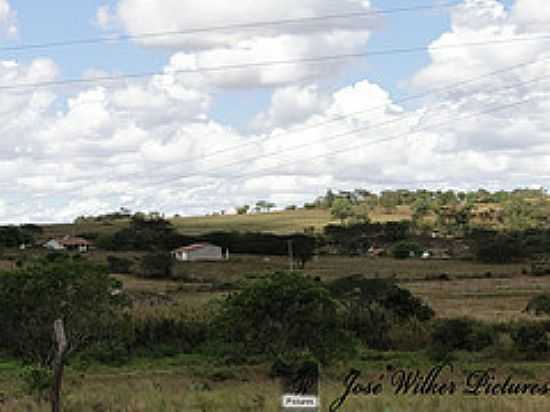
[
  {"left": 58, "top": 235, "right": 92, "bottom": 246},
  {"left": 173, "top": 243, "right": 213, "bottom": 252}
]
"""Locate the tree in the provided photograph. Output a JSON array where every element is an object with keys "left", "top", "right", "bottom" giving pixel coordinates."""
[
  {"left": 330, "top": 198, "right": 353, "bottom": 224},
  {"left": 351, "top": 203, "right": 372, "bottom": 224},
  {"left": 140, "top": 253, "right": 174, "bottom": 278},
  {"left": 236, "top": 205, "right": 250, "bottom": 215},
  {"left": 291, "top": 235, "right": 316, "bottom": 269},
  {"left": 0, "top": 258, "right": 124, "bottom": 363},
  {"left": 215, "top": 272, "right": 352, "bottom": 364},
  {"left": 502, "top": 198, "right": 537, "bottom": 230},
  {"left": 0, "top": 258, "right": 125, "bottom": 409},
  {"left": 391, "top": 240, "right": 422, "bottom": 259}
]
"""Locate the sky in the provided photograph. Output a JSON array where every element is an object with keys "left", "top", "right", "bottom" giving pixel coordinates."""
[{"left": 0, "top": 0, "right": 549, "bottom": 223}]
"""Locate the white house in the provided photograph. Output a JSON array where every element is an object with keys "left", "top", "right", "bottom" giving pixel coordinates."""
[
  {"left": 43, "top": 235, "right": 92, "bottom": 253},
  {"left": 171, "top": 243, "right": 227, "bottom": 262}
]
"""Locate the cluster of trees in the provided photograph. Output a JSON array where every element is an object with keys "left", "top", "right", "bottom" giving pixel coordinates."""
[
  {"left": 236, "top": 200, "right": 277, "bottom": 215},
  {"left": 308, "top": 187, "right": 550, "bottom": 234},
  {"left": 97, "top": 214, "right": 317, "bottom": 269},
  {"left": 0, "top": 224, "right": 42, "bottom": 247}
]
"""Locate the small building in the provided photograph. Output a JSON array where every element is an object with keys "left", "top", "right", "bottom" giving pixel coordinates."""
[
  {"left": 368, "top": 246, "right": 385, "bottom": 257},
  {"left": 44, "top": 235, "right": 92, "bottom": 253},
  {"left": 171, "top": 243, "right": 227, "bottom": 262}
]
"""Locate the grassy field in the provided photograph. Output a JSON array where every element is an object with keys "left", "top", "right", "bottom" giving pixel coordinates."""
[
  {"left": 38, "top": 205, "right": 415, "bottom": 240},
  {"left": 114, "top": 256, "right": 544, "bottom": 322},
  {"left": 3, "top": 353, "right": 550, "bottom": 411},
  {"left": 3, "top": 255, "right": 550, "bottom": 411}
]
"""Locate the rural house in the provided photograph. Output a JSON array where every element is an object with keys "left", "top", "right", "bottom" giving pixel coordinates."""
[
  {"left": 44, "top": 235, "right": 92, "bottom": 253},
  {"left": 171, "top": 243, "right": 227, "bottom": 262}
]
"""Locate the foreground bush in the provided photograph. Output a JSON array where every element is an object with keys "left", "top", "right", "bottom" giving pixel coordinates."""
[
  {"left": 328, "top": 276, "right": 434, "bottom": 349},
  {"left": 430, "top": 318, "right": 497, "bottom": 359},
  {"left": 511, "top": 323, "right": 549, "bottom": 359},
  {"left": 525, "top": 295, "right": 550, "bottom": 316},
  {"left": 0, "top": 257, "right": 126, "bottom": 364},
  {"left": 214, "top": 272, "right": 354, "bottom": 364}
]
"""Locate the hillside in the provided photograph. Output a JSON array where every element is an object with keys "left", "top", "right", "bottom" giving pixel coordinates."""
[{"left": 38, "top": 205, "right": 415, "bottom": 240}]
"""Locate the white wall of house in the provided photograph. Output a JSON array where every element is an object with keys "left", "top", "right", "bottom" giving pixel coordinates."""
[
  {"left": 44, "top": 239, "right": 65, "bottom": 250},
  {"left": 174, "top": 244, "right": 224, "bottom": 262}
]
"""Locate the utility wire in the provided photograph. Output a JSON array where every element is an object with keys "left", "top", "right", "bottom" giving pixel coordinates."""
[
  {"left": 175, "top": 55, "right": 550, "bottom": 165},
  {"left": 0, "top": 2, "right": 461, "bottom": 53},
  {"left": 232, "top": 93, "right": 546, "bottom": 182},
  {"left": 2, "top": 35, "right": 550, "bottom": 93},
  {"left": 137, "top": 73, "right": 550, "bottom": 188}
]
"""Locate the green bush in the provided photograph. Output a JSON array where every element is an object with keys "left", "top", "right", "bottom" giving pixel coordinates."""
[
  {"left": 0, "top": 258, "right": 125, "bottom": 364},
  {"left": 214, "top": 272, "right": 354, "bottom": 364},
  {"left": 107, "top": 255, "right": 133, "bottom": 274},
  {"left": 430, "top": 319, "right": 497, "bottom": 359},
  {"left": 525, "top": 295, "right": 550, "bottom": 316},
  {"left": 391, "top": 240, "right": 423, "bottom": 259},
  {"left": 328, "top": 276, "right": 434, "bottom": 322},
  {"left": 511, "top": 324, "right": 549, "bottom": 358},
  {"left": 19, "top": 365, "right": 52, "bottom": 400},
  {"left": 139, "top": 253, "right": 174, "bottom": 278}
]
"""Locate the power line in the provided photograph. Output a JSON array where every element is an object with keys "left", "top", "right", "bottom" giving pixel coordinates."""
[
  {"left": 141, "top": 73, "right": 550, "bottom": 188},
  {"left": 176, "top": 55, "right": 550, "bottom": 165},
  {"left": 0, "top": 2, "right": 461, "bottom": 53},
  {"left": 3, "top": 34, "right": 550, "bottom": 93},
  {"left": 230, "top": 93, "right": 545, "bottom": 182}
]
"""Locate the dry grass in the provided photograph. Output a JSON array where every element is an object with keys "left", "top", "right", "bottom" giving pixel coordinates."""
[
  {"left": 406, "top": 275, "right": 550, "bottom": 321},
  {"left": 4, "top": 373, "right": 550, "bottom": 412}
]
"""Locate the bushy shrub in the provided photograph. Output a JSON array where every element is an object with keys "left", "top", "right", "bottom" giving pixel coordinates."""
[
  {"left": 430, "top": 319, "right": 497, "bottom": 359},
  {"left": 139, "top": 253, "right": 174, "bottom": 278},
  {"left": 328, "top": 276, "right": 434, "bottom": 322},
  {"left": 474, "top": 234, "right": 524, "bottom": 263},
  {"left": 328, "top": 276, "right": 433, "bottom": 350},
  {"left": 19, "top": 365, "right": 51, "bottom": 400},
  {"left": 525, "top": 295, "right": 550, "bottom": 316},
  {"left": 388, "top": 318, "right": 432, "bottom": 352},
  {"left": 391, "top": 240, "right": 423, "bottom": 259},
  {"left": 107, "top": 255, "right": 133, "bottom": 274},
  {"left": 511, "top": 324, "right": 549, "bottom": 358},
  {"left": 0, "top": 258, "right": 125, "bottom": 364},
  {"left": 214, "top": 272, "right": 354, "bottom": 364}
]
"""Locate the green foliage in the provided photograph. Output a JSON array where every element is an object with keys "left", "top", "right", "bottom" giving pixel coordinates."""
[
  {"left": 107, "top": 255, "right": 134, "bottom": 274},
  {"left": 19, "top": 365, "right": 52, "bottom": 399},
  {"left": 290, "top": 234, "right": 316, "bottom": 269},
  {"left": 139, "top": 253, "right": 174, "bottom": 278},
  {"left": 0, "top": 258, "right": 124, "bottom": 364},
  {"left": 511, "top": 324, "right": 549, "bottom": 358},
  {"left": 214, "top": 272, "right": 353, "bottom": 364},
  {"left": 473, "top": 233, "right": 524, "bottom": 263},
  {"left": 430, "top": 319, "right": 497, "bottom": 359},
  {"left": 526, "top": 295, "right": 550, "bottom": 316},
  {"left": 0, "top": 225, "right": 36, "bottom": 247},
  {"left": 101, "top": 215, "right": 183, "bottom": 251},
  {"left": 328, "top": 276, "right": 434, "bottom": 350},
  {"left": 236, "top": 205, "right": 250, "bottom": 215},
  {"left": 391, "top": 240, "right": 423, "bottom": 259},
  {"left": 502, "top": 199, "right": 538, "bottom": 231},
  {"left": 330, "top": 198, "right": 353, "bottom": 223}
]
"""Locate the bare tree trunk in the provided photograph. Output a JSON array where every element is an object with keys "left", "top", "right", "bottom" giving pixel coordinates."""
[{"left": 50, "top": 319, "right": 68, "bottom": 412}]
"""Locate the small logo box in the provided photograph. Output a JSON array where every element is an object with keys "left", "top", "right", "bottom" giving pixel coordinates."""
[
  {"left": 282, "top": 395, "right": 319, "bottom": 409},
  {"left": 279, "top": 360, "right": 320, "bottom": 411}
]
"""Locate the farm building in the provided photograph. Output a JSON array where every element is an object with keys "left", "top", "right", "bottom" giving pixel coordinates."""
[
  {"left": 171, "top": 243, "right": 227, "bottom": 262},
  {"left": 44, "top": 235, "right": 92, "bottom": 253}
]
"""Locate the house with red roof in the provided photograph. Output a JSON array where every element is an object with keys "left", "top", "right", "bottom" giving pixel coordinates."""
[
  {"left": 44, "top": 235, "right": 92, "bottom": 253},
  {"left": 171, "top": 243, "right": 226, "bottom": 262}
]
